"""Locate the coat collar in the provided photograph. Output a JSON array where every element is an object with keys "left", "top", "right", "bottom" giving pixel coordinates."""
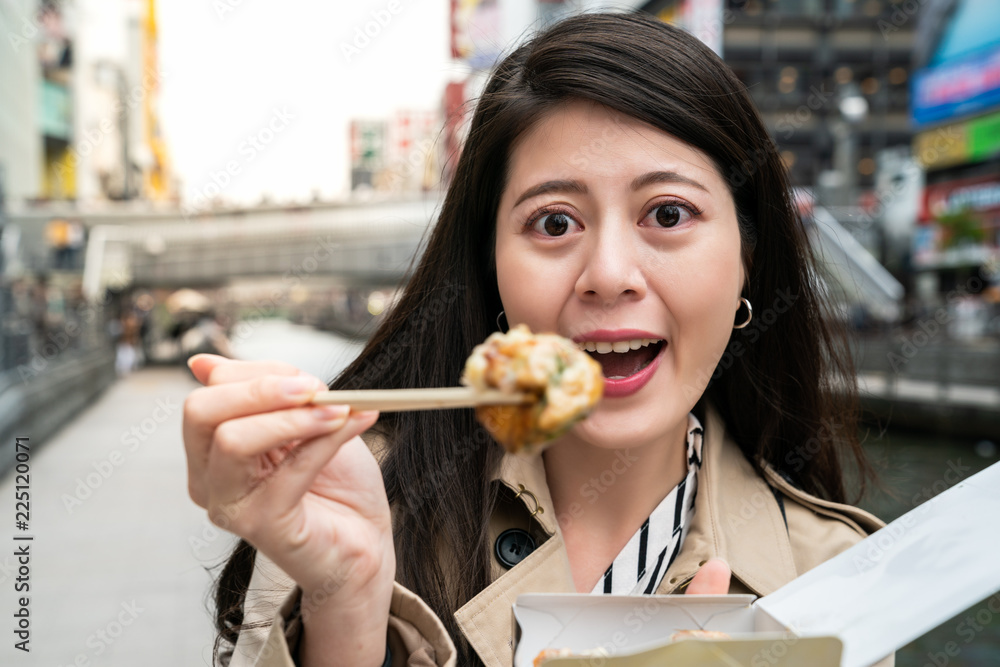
[
  {"left": 457, "top": 400, "right": 799, "bottom": 667},
  {"left": 653, "top": 401, "right": 798, "bottom": 596},
  {"left": 494, "top": 448, "right": 560, "bottom": 536}
]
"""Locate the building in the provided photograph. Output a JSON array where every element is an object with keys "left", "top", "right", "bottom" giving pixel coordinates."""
[
  {"left": 1, "top": 0, "right": 66, "bottom": 203},
  {"left": 0, "top": 0, "right": 172, "bottom": 209},
  {"left": 636, "top": 0, "right": 918, "bottom": 197},
  {"left": 909, "top": 0, "right": 1000, "bottom": 320},
  {"left": 443, "top": 0, "right": 647, "bottom": 181},
  {"left": 0, "top": 0, "right": 174, "bottom": 384},
  {"left": 442, "top": 0, "right": 917, "bottom": 199},
  {"left": 71, "top": 0, "right": 172, "bottom": 203}
]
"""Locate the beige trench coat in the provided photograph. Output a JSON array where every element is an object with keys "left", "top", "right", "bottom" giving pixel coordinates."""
[{"left": 226, "top": 402, "right": 894, "bottom": 667}]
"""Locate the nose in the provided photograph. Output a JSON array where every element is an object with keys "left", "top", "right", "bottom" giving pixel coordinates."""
[{"left": 574, "top": 221, "right": 647, "bottom": 307}]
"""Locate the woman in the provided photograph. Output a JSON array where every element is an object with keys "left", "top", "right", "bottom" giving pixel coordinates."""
[{"left": 183, "top": 12, "right": 889, "bottom": 667}]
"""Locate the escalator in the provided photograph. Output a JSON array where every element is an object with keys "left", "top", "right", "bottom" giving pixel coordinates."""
[{"left": 806, "top": 205, "right": 904, "bottom": 323}]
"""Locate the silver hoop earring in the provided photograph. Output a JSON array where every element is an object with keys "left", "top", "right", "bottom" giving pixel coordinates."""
[
  {"left": 733, "top": 298, "right": 753, "bottom": 329},
  {"left": 496, "top": 310, "right": 508, "bottom": 333}
]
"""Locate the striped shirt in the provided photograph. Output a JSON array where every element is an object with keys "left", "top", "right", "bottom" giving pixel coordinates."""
[{"left": 591, "top": 412, "right": 704, "bottom": 595}]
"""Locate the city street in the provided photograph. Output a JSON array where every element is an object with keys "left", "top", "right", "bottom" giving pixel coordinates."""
[
  {"left": 3, "top": 2, "right": 1000, "bottom": 666},
  {"left": 0, "top": 321, "right": 363, "bottom": 666}
]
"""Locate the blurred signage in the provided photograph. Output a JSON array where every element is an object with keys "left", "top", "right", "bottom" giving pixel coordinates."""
[
  {"left": 451, "top": 0, "right": 502, "bottom": 69},
  {"left": 37, "top": 2, "right": 71, "bottom": 72},
  {"left": 655, "top": 1, "right": 722, "bottom": 57},
  {"left": 389, "top": 110, "right": 437, "bottom": 160},
  {"left": 384, "top": 110, "right": 440, "bottom": 192},
  {"left": 350, "top": 120, "right": 386, "bottom": 170},
  {"left": 350, "top": 119, "right": 386, "bottom": 191},
  {"left": 968, "top": 111, "right": 1000, "bottom": 157},
  {"left": 924, "top": 174, "right": 1000, "bottom": 220},
  {"left": 683, "top": 0, "right": 723, "bottom": 57},
  {"left": 39, "top": 79, "right": 72, "bottom": 140},
  {"left": 537, "top": 0, "right": 568, "bottom": 26},
  {"left": 442, "top": 81, "right": 467, "bottom": 184},
  {"left": 912, "top": 45, "right": 1000, "bottom": 127},
  {"left": 351, "top": 113, "right": 440, "bottom": 193},
  {"left": 912, "top": 223, "right": 940, "bottom": 266},
  {"left": 914, "top": 109, "right": 1000, "bottom": 170},
  {"left": 657, "top": 5, "right": 680, "bottom": 24}
]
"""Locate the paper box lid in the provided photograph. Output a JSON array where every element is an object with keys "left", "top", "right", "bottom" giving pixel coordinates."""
[
  {"left": 757, "top": 459, "right": 1000, "bottom": 667},
  {"left": 513, "top": 594, "right": 842, "bottom": 666}
]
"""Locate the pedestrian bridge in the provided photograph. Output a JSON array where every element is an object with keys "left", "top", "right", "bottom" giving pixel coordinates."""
[{"left": 75, "top": 198, "right": 439, "bottom": 298}]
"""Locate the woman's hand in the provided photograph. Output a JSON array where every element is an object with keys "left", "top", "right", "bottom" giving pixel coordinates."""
[
  {"left": 685, "top": 558, "right": 731, "bottom": 594},
  {"left": 183, "top": 354, "right": 394, "bottom": 666}
]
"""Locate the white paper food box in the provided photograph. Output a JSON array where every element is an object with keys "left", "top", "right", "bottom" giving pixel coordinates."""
[{"left": 513, "top": 460, "right": 1000, "bottom": 667}]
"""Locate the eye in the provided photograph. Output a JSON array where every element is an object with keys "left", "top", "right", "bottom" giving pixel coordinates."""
[
  {"left": 531, "top": 211, "right": 578, "bottom": 237},
  {"left": 646, "top": 203, "right": 694, "bottom": 228}
]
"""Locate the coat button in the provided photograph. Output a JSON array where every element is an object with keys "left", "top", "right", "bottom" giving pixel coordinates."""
[{"left": 494, "top": 529, "right": 536, "bottom": 569}]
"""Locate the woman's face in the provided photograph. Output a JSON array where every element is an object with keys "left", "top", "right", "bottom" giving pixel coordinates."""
[{"left": 495, "top": 101, "right": 745, "bottom": 451}]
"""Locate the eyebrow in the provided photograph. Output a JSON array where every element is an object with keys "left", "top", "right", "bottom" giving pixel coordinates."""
[
  {"left": 512, "top": 170, "right": 708, "bottom": 209},
  {"left": 512, "top": 180, "right": 588, "bottom": 209},
  {"left": 630, "top": 170, "right": 709, "bottom": 193}
]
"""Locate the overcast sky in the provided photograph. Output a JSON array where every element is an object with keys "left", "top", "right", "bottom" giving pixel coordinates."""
[{"left": 157, "top": 0, "right": 461, "bottom": 205}]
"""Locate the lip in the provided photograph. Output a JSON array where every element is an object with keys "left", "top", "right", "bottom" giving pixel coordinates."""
[
  {"left": 571, "top": 329, "right": 664, "bottom": 344},
  {"left": 600, "top": 340, "right": 666, "bottom": 398},
  {"left": 571, "top": 329, "right": 667, "bottom": 399}
]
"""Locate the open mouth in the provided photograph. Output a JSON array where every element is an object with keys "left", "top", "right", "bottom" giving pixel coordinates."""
[{"left": 579, "top": 338, "right": 666, "bottom": 379}]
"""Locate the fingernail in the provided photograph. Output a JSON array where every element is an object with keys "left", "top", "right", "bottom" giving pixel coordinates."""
[
  {"left": 353, "top": 409, "right": 379, "bottom": 421},
  {"left": 186, "top": 355, "right": 199, "bottom": 370},
  {"left": 312, "top": 405, "right": 350, "bottom": 421},
  {"left": 282, "top": 376, "right": 319, "bottom": 397}
]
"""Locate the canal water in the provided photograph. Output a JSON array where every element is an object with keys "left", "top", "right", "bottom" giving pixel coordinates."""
[
  {"left": 231, "top": 319, "right": 1000, "bottom": 667},
  {"left": 857, "top": 428, "right": 1000, "bottom": 667}
]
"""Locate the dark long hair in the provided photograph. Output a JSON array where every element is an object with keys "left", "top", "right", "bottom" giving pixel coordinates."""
[{"left": 213, "top": 12, "right": 871, "bottom": 664}]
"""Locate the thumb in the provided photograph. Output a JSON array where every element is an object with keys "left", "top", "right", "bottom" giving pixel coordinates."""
[
  {"left": 187, "top": 353, "right": 228, "bottom": 385},
  {"left": 685, "top": 558, "right": 731, "bottom": 595}
]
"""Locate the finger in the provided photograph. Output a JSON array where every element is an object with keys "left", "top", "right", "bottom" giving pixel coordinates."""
[
  {"left": 206, "top": 404, "right": 356, "bottom": 504},
  {"left": 207, "top": 411, "right": 379, "bottom": 537},
  {"left": 184, "top": 374, "right": 330, "bottom": 505},
  {"left": 206, "top": 358, "right": 307, "bottom": 386},
  {"left": 685, "top": 558, "right": 731, "bottom": 595},
  {"left": 187, "top": 354, "right": 229, "bottom": 385},
  {"left": 213, "top": 403, "right": 353, "bottom": 463},
  {"left": 251, "top": 411, "right": 380, "bottom": 517},
  {"left": 185, "top": 373, "right": 329, "bottom": 435}
]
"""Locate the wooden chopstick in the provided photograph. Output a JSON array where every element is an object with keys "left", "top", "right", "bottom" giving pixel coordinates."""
[{"left": 310, "top": 387, "right": 531, "bottom": 412}]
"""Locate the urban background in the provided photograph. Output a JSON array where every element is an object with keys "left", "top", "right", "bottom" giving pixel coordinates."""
[{"left": 0, "top": 0, "right": 998, "bottom": 665}]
